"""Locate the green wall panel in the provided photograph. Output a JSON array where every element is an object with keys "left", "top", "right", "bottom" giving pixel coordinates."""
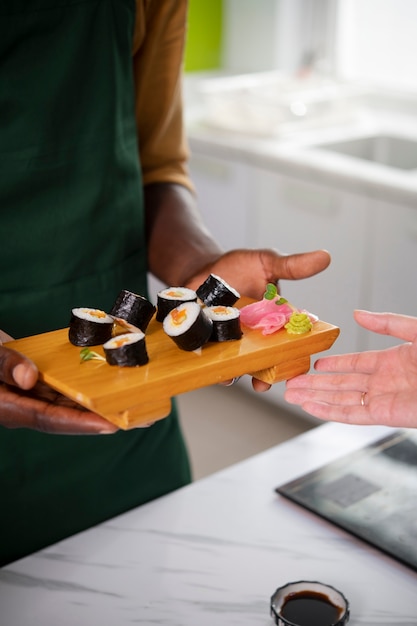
[{"left": 184, "top": 0, "right": 223, "bottom": 71}]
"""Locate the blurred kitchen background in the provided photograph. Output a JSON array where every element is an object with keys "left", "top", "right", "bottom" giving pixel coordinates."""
[{"left": 149, "top": 0, "right": 417, "bottom": 480}]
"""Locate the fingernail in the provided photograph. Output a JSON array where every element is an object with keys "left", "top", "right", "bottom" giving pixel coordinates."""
[{"left": 12, "top": 363, "right": 37, "bottom": 389}]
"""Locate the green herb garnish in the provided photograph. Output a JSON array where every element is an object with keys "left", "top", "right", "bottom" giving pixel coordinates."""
[
  {"left": 80, "top": 348, "right": 106, "bottom": 363},
  {"left": 263, "top": 283, "right": 288, "bottom": 306},
  {"left": 276, "top": 296, "right": 289, "bottom": 305},
  {"left": 264, "top": 283, "right": 278, "bottom": 300}
]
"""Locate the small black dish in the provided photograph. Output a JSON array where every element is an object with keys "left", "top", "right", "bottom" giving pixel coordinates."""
[{"left": 270, "top": 580, "right": 350, "bottom": 626}]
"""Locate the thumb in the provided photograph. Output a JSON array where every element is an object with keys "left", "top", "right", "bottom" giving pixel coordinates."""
[{"left": 269, "top": 249, "right": 331, "bottom": 281}]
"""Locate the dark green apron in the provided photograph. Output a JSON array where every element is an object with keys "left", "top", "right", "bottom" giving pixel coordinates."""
[{"left": 0, "top": 0, "right": 191, "bottom": 566}]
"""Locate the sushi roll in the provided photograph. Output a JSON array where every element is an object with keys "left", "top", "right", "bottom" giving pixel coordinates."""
[
  {"left": 110, "top": 289, "right": 156, "bottom": 332},
  {"left": 204, "top": 305, "right": 242, "bottom": 342},
  {"left": 103, "top": 332, "right": 149, "bottom": 367},
  {"left": 163, "top": 301, "right": 213, "bottom": 352},
  {"left": 69, "top": 308, "right": 114, "bottom": 347},
  {"left": 196, "top": 274, "right": 240, "bottom": 307},
  {"left": 156, "top": 287, "right": 197, "bottom": 322}
]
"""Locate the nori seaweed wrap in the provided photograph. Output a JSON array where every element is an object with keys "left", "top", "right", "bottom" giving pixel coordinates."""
[
  {"left": 196, "top": 274, "right": 240, "bottom": 307},
  {"left": 156, "top": 287, "right": 197, "bottom": 322},
  {"left": 163, "top": 301, "right": 212, "bottom": 351},
  {"left": 69, "top": 308, "right": 114, "bottom": 347},
  {"left": 103, "top": 332, "right": 149, "bottom": 367},
  {"left": 110, "top": 289, "right": 156, "bottom": 332},
  {"left": 204, "top": 305, "right": 242, "bottom": 342}
]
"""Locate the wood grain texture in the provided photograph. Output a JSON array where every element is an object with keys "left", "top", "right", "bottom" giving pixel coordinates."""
[{"left": 5, "top": 298, "right": 339, "bottom": 429}]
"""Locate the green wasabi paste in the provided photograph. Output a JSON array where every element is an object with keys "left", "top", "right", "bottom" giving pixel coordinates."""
[{"left": 285, "top": 312, "right": 313, "bottom": 335}]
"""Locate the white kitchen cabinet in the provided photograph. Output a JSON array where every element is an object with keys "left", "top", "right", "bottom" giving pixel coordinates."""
[
  {"left": 252, "top": 167, "right": 372, "bottom": 355},
  {"left": 252, "top": 169, "right": 417, "bottom": 357},
  {"left": 365, "top": 198, "right": 417, "bottom": 350},
  {"left": 188, "top": 151, "right": 256, "bottom": 249}
]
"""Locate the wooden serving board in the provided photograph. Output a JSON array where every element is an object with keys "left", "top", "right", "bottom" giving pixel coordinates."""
[{"left": 5, "top": 298, "right": 339, "bottom": 429}]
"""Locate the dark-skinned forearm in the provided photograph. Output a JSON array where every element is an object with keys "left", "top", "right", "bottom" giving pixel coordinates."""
[{"left": 144, "top": 183, "right": 223, "bottom": 287}]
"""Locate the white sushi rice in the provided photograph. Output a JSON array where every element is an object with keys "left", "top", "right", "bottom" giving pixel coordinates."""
[
  {"left": 157, "top": 287, "right": 197, "bottom": 301},
  {"left": 103, "top": 332, "right": 145, "bottom": 350},
  {"left": 72, "top": 308, "right": 113, "bottom": 324},
  {"left": 204, "top": 305, "right": 240, "bottom": 321},
  {"left": 163, "top": 302, "right": 201, "bottom": 337}
]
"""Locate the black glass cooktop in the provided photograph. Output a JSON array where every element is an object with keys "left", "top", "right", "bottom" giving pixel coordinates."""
[{"left": 276, "top": 429, "right": 417, "bottom": 572}]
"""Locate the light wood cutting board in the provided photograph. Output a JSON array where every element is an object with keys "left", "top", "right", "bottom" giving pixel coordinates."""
[{"left": 5, "top": 298, "right": 339, "bottom": 429}]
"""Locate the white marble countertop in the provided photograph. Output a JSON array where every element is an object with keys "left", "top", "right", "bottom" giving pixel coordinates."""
[{"left": 1, "top": 422, "right": 416, "bottom": 625}]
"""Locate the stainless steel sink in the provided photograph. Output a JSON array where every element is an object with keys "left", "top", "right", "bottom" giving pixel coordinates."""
[{"left": 314, "top": 134, "right": 417, "bottom": 170}]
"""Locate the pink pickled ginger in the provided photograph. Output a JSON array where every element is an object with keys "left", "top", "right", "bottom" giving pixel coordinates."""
[{"left": 240, "top": 297, "right": 317, "bottom": 335}]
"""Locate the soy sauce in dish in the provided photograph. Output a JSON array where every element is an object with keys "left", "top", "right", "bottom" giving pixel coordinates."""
[{"left": 280, "top": 590, "right": 342, "bottom": 625}]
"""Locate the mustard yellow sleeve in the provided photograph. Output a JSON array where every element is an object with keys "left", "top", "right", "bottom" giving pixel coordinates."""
[{"left": 133, "top": 0, "right": 194, "bottom": 192}]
